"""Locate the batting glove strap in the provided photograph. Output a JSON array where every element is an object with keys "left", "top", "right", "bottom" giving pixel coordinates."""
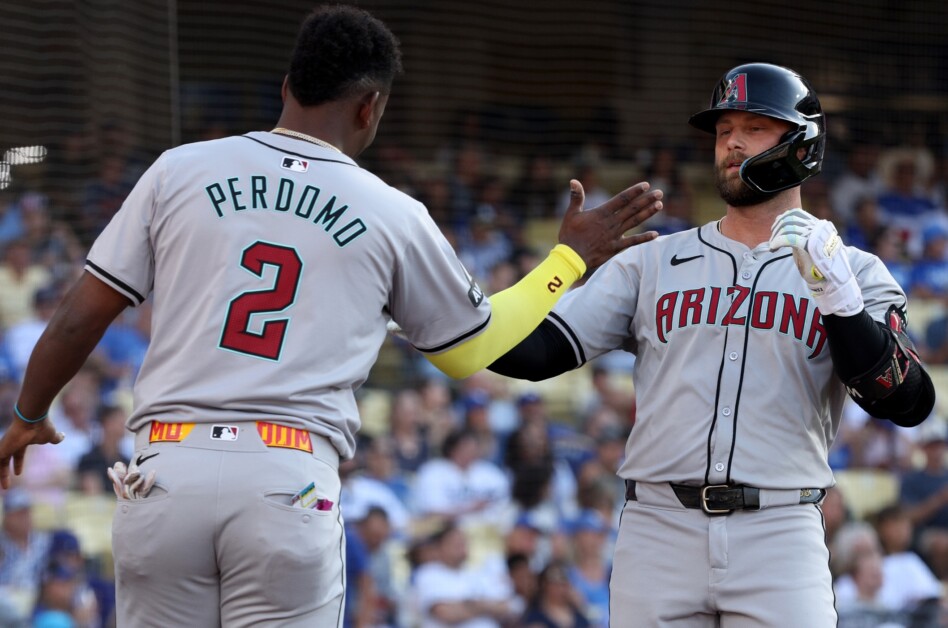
[
  {"left": 770, "top": 208, "right": 864, "bottom": 316},
  {"left": 811, "top": 274, "right": 864, "bottom": 317}
]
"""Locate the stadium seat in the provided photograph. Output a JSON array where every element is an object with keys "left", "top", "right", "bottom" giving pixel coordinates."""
[{"left": 832, "top": 468, "right": 900, "bottom": 520}]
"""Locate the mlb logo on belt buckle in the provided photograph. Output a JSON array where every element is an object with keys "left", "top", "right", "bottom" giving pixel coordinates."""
[{"left": 211, "top": 425, "right": 240, "bottom": 441}]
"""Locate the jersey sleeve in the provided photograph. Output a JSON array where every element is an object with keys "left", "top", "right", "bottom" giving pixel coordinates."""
[
  {"left": 551, "top": 251, "right": 641, "bottom": 363},
  {"left": 851, "top": 248, "right": 907, "bottom": 322},
  {"left": 85, "top": 156, "right": 163, "bottom": 306},
  {"left": 388, "top": 211, "right": 490, "bottom": 352}
]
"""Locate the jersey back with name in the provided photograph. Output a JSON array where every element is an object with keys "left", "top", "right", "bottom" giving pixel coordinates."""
[{"left": 86, "top": 132, "right": 489, "bottom": 457}]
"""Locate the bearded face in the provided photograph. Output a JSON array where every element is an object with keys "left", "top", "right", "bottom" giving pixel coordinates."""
[{"left": 714, "top": 153, "right": 779, "bottom": 207}]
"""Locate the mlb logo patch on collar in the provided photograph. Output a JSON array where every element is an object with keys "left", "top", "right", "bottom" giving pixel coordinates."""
[
  {"left": 281, "top": 156, "right": 309, "bottom": 172},
  {"left": 211, "top": 425, "right": 240, "bottom": 441}
]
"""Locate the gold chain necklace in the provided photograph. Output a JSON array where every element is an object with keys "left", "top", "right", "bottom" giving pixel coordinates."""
[{"left": 270, "top": 127, "right": 342, "bottom": 153}]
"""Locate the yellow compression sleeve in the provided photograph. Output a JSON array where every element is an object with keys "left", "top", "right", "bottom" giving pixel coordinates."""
[{"left": 425, "top": 244, "right": 586, "bottom": 379}]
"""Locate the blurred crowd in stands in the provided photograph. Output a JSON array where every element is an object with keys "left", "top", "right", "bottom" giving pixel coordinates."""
[{"left": 0, "top": 129, "right": 947, "bottom": 627}]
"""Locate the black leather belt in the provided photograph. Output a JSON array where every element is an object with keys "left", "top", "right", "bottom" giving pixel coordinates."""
[{"left": 625, "top": 480, "right": 824, "bottom": 516}]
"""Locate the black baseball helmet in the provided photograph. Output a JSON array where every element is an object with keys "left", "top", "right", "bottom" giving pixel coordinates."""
[{"left": 689, "top": 62, "right": 826, "bottom": 194}]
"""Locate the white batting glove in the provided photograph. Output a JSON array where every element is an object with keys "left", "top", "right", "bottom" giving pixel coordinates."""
[
  {"left": 106, "top": 460, "right": 157, "bottom": 500},
  {"left": 106, "top": 461, "right": 128, "bottom": 499},
  {"left": 769, "top": 208, "right": 863, "bottom": 316}
]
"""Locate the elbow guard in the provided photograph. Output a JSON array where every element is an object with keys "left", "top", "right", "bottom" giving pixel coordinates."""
[{"left": 843, "top": 305, "right": 935, "bottom": 427}]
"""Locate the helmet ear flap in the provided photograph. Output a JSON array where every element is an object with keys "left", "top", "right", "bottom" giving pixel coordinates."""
[{"left": 739, "top": 129, "right": 825, "bottom": 194}]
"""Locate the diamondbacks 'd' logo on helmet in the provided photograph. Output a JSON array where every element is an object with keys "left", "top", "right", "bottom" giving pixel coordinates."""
[
  {"left": 717, "top": 73, "right": 747, "bottom": 106},
  {"left": 688, "top": 62, "right": 826, "bottom": 194}
]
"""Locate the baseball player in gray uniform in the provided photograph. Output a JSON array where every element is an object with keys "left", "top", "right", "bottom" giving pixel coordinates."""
[
  {"left": 0, "top": 6, "right": 664, "bottom": 628},
  {"left": 490, "top": 63, "right": 936, "bottom": 626}
]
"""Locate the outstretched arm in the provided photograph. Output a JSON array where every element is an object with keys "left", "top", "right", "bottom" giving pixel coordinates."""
[
  {"left": 0, "top": 272, "right": 130, "bottom": 488},
  {"left": 425, "top": 179, "right": 661, "bottom": 379}
]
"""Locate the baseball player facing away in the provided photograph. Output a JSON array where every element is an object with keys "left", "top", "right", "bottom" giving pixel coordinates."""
[
  {"left": 0, "top": 6, "right": 665, "bottom": 628},
  {"left": 490, "top": 63, "right": 936, "bottom": 626}
]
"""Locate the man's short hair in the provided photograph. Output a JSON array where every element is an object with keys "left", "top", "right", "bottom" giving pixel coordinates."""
[{"left": 288, "top": 5, "right": 403, "bottom": 106}]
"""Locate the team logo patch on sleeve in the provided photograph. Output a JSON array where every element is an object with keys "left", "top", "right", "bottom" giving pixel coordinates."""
[
  {"left": 281, "top": 156, "right": 309, "bottom": 172},
  {"left": 211, "top": 425, "right": 240, "bottom": 441}
]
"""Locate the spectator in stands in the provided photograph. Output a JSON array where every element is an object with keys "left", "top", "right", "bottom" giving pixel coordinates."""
[
  {"left": 642, "top": 143, "right": 694, "bottom": 236},
  {"left": 45, "top": 530, "right": 102, "bottom": 628},
  {"left": 869, "top": 505, "right": 942, "bottom": 612},
  {"left": 361, "top": 433, "right": 412, "bottom": 509},
  {"left": 504, "top": 509, "right": 564, "bottom": 574},
  {"left": 446, "top": 142, "right": 487, "bottom": 230},
  {"left": 820, "top": 486, "right": 853, "bottom": 548},
  {"left": 340, "top": 439, "right": 411, "bottom": 537},
  {"left": 505, "top": 553, "right": 535, "bottom": 619},
  {"left": 504, "top": 416, "right": 578, "bottom": 524},
  {"left": 31, "top": 562, "right": 98, "bottom": 628},
  {"left": 92, "top": 300, "right": 151, "bottom": 398},
  {"left": 842, "top": 195, "right": 887, "bottom": 254},
  {"left": 576, "top": 425, "right": 628, "bottom": 509},
  {"left": 411, "top": 522, "right": 520, "bottom": 628},
  {"left": 78, "top": 155, "right": 133, "bottom": 247},
  {"left": 899, "top": 416, "right": 948, "bottom": 579},
  {"left": 344, "top": 507, "right": 383, "bottom": 628},
  {"left": 873, "top": 226, "right": 915, "bottom": 291},
  {"left": 835, "top": 550, "right": 901, "bottom": 628},
  {"left": 76, "top": 405, "right": 132, "bottom": 495},
  {"left": 566, "top": 510, "right": 612, "bottom": 627},
  {"left": 516, "top": 392, "right": 592, "bottom": 478},
  {"left": 511, "top": 155, "right": 560, "bottom": 220},
  {"left": 833, "top": 512, "right": 942, "bottom": 625},
  {"left": 0, "top": 190, "right": 27, "bottom": 249},
  {"left": 459, "top": 389, "right": 503, "bottom": 465},
  {"left": 46, "top": 368, "right": 103, "bottom": 471},
  {"left": 920, "top": 314, "right": 948, "bottom": 364},
  {"left": 457, "top": 203, "right": 514, "bottom": 285},
  {"left": 829, "top": 142, "right": 884, "bottom": 225},
  {"left": 363, "top": 507, "right": 400, "bottom": 627},
  {"left": 877, "top": 152, "right": 941, "bottom": 258},
  {"left": 0, "top": 239, "right": 52, "bottom": 330},
  {"left": 0, "top": 488, "right": 51, "bottom": 596},
  {"left": 411, "top": 428, "right": 511, "bottom": 528},
  {"left": 522, "top": 559, "right": 592, "bottom": 628},
  {"left": 2, "top": 283, "right": 60, "bottom": 382},
  {"left": 556, "top": 160, "right": 610, "bottom": 217},
  {"left": 909, "top": 222, "right": 948, "bottom": 304},
  {"left": 20, "top": 193, "right": 84, "bottom": 284},
  {"left": 388, "top": 388, "right": 433, "bottom": 475}
]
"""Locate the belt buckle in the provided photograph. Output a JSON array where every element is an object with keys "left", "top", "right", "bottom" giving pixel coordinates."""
[{"left": 700, "top": 484, "right": 733, "bottom": 515}]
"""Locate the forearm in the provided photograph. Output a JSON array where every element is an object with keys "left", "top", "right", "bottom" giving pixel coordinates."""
[
  {"left": 425, "top": 245, "right": 585, "bottom": 379},
  {"left": 824, "top": 307, "right": 935, "bottom": 426}
]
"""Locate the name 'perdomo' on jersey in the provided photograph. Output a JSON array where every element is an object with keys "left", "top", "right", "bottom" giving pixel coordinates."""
[
  {"left": 204, "top": 175, "right": 368, "bottom": 248},
  {"left": 655, "top": 285, "right": 827, "bottom": 358}
]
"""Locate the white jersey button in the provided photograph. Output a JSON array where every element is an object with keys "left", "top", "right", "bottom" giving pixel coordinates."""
[
  {"left": 722, "top": 407, "right": 732, "bottom": 416},
  {"left": 741, "top": 271, "right": 752, "bottom": 279},
  {"left": 729, "top": 351, "right": 738, "bottom": 360},
  {"left": 715, "top": 462, "right": 725, "bottom": 472}
]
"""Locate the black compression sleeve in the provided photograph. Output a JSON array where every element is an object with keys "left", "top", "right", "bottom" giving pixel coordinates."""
[
  {"left": 487, "top": 318, "right": 580, "bottom": 381},
  {"left": 822, "top": 310, "right": 889, "bottom": 380},
  {"left": 824, "top": 309, "right": 935, "bottom": 427}
]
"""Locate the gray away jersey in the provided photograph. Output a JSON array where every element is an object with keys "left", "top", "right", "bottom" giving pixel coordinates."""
[
  {"left": 551, "top": 220, "right": 906, "bottom": 489},
  {"left": 86, "top": 132, "right": 490, "bottom": 458}
]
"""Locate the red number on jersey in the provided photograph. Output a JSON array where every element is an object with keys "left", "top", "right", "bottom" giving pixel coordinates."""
[{"left": 220, "top": 241, "right": 303, "bottom": 360}]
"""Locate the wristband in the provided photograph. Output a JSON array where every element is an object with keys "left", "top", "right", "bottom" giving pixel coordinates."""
[{"left": 14, "top": 403, "right": 48, "bottom": 424}]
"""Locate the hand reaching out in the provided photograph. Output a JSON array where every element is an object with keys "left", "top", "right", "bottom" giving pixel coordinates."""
[{"left": 557, "top": 179, "right": 663, "bottom": 270}]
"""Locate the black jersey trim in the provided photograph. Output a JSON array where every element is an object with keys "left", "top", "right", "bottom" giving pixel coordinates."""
[
  {"left": 240, "top": 135, "right": 357, "bottom": 167},
  {"left": 549, "top": 311, "right": 587, "bottom": 365},
  {"left": 85, "top": 260, "right": 145, "bottom": 305},
  {"left": 723, "top": 254, "right": 791, "bottom": 482},
  {"left": 416, "top": 314, "right": 492, "bottom": 354},
  {"left": 696, "top": 226, "right": 737, "bottom": 284}
]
